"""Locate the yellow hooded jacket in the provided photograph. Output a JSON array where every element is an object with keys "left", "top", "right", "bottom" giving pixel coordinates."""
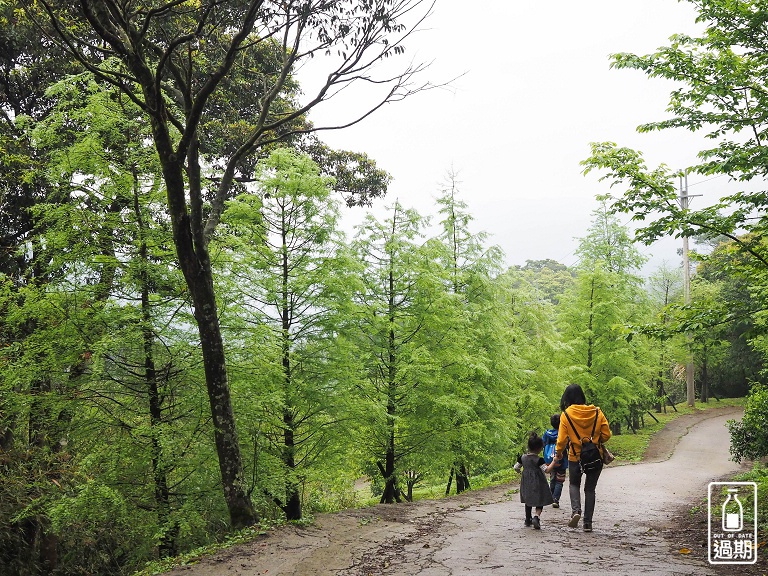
[{"left": 555, "top": 404, "right": 611, "bottom": 462}]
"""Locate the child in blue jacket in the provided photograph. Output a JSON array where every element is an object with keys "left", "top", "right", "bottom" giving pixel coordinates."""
[{"left": 543, "top": 414, "right": 568, "bottom": 508}]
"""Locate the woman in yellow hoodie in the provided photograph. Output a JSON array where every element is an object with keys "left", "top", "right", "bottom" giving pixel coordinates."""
[{"left": 554, "top": 383, "right": 611, "bottom": 532}]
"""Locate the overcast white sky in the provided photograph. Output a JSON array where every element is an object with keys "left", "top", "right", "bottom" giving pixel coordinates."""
[{"left": 300, "top": 1, "right": 733, "bottom": 275}]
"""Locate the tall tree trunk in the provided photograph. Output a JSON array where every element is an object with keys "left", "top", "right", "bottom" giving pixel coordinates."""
[
  {"left": 76, "top": 5, "right": 258, "bottom": 528},
  {"left": 379, "top": 268, "right": 400, "bottom": 504},
  {"left": 280, "top": 210, "right": 301, "bottom": 520},
  {"left": 381, "top": 374, "right": 399, "bottom": 503},
  {"left": 144, "top": 318, "right": 177, "bottom": 557},
  {"left": 379, "top": 423, "right": 400, "bottom": 504},
  {"left": 25, "top": 378, "right": 59, "bottom": 573},
  {"left": 136, "top": 187, "right": 177, "bottom": 557},
  {"left": 186, "top": 248, "right": 255, "bottom": 528},
  {"left": 161, "top": 145, "right": 255, "bottom": 528},
  {"left": 282, "top": 408, "right": 301, "bottom": 519},
  {"left": 380, "top": 265, "right": 401, "bottom": 504},
  {"left": 456, "top": 463, "right": 470, "bottom": 493},
  {"left": 655, "top": 375, "right": 665, "bottom": 413}
]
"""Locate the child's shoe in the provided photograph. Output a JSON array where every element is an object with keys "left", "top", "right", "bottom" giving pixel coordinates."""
[{"left": 532, "top": 516, "right": 541, "bottom": 530}]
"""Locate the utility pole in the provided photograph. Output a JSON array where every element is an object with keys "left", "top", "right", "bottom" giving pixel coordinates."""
[{"left": 679, "top": 170, "right": 701, "bottom": 408}]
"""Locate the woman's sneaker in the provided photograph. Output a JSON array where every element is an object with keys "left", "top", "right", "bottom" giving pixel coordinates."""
[{"left": 568, "top": 512, "right": 581, "bottom": 528}]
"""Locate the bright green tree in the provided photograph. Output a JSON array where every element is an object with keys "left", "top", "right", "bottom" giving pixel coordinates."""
[
  {"left": 581, "top": 2, "right": 768, "bottom": 404},
  {"left": 433, "top": 173, "right": 503, "bottom": 493},
  {"left": 728, "top": 385, "right": 768, "bottom": 462},
  {"left": 0, "top": 19, "right": 82, "bottom": 572},
  {"left": 556, "top": 205, "right": 654, "bottom": 431},
  {"left": 348, "top": 202, "right": 459, "bottom": 503},
  {"left": 495, "top": 264, "right": 577, "bottom": 441},
  {"left": 645, "top": 262, "right": 688, "bottom": 410},
  {"left": 2, "top": 71, "right": 215, "bottom": 573},
  {"left": 33, "top": 0, "right": 435, "bottom": 528},
  {"left": 217, "top": 148, "right": 357, "bottom": 520}
]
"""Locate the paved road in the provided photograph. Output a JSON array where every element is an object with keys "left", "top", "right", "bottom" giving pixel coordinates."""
[
  {"left": 387, "top": 409, "right": 745, "bottom": 576},
  {"left": 168, "top": 407, "right": 753, "bottom": 576}
]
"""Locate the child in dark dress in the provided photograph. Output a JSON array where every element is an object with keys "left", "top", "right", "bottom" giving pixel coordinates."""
[{"left": 519, "top": 431, "right": 558, "bottom": 529}]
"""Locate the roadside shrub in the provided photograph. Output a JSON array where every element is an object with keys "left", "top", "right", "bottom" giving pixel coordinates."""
[
  {"left": 48, "top": 479, "right": 151, "bottom": 575},
  {"left": 733, "top": 464, "right": 767, "bottom": 566},
  {"left": 727, "top": 384, "right": 768, "bottom": 462}
]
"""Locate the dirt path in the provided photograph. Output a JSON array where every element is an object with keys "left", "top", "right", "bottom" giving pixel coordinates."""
[{"left": 167, "top": 406, "right": 760, "bottom": 576}]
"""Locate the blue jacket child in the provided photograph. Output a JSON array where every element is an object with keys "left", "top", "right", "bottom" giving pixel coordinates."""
[{"left": 543, "top": 414, "right": 568, "bottom": 507}]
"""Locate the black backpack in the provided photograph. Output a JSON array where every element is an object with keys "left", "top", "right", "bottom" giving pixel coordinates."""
[{"left": 564, "top": 408, "right": 602, "bottom": 473}]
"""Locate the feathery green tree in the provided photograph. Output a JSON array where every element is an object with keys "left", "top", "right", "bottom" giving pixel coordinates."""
[
  {"left": 31, "top": 0, "right": 435, "bottom": 527},
  {"left": 217, "top": 149, "right": 357, "bottom": 520}
]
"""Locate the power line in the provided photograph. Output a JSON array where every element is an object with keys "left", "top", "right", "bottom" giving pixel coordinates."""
[{"left": 687, "top": 173, "right": 725, "bottom": 188}]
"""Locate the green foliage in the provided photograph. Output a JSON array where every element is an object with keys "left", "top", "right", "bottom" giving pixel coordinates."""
[
  {"left": 552, "top": 204, "right": 657, "bottom": 428},
  {"left": 733, "top": 463, "right": 768, "bottom": 564},
  {"left": 304, "top": 139, "right": 392, "bottom": 207},
  {"left": 1, "top": 0, "right": 445, "bottom": 572},
  {"left": 582, "top": 1, "right": 768, "bottom": 404},
  {"left": 348, "top": 201, "right": 452, "bottom": 500},
  {"left": 576, "top": 196, "right": 647, "bottom": 274},
  {"left": 556, "top": 264, "right": 653, "bottom": 423},
  {"left": 48, "top": 480, "right": 149, "bottom": 574},
  {"left": 0, "top": 60, "right": 227, "bottom": 575},
  {"left": 728, "top": 385, "right": 768, "bottom": 462},
  {"left": 218, "top": 148, "right": 360, "bottom": 519},
  {"left": 0, "top": 445, "right": 74, "bottom": 576},
  {"left": 430, "top": 179, "right": 536, "bottom": 484}
]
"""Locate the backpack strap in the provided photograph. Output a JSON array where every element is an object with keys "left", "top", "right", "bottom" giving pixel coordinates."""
[
  {"left": 590, "top": 408, "right": 599, "bottom": 439},
  {"left": 563, "top": 407, "right": 600, "bottom": 456}
]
